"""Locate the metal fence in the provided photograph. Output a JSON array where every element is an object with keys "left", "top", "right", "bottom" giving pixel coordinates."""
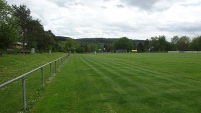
[
  {"left": 0, "top": 53, "right": 70, "bottom": 112},
  {"left": 168, "top": 51, "right": 201, "bottom": 53}
]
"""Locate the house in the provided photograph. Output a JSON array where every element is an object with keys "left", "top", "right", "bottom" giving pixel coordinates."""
[{"left": 15, "top": 42, "right": 27, "bottom": 49}]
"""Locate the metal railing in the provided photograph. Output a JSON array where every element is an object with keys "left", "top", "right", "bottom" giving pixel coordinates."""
[{"left": 0, "top": 53, "right": 70, "bottom": 112}]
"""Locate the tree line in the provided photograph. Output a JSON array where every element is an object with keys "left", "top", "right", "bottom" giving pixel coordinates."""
[
  {"left": 112, "top": 35, "right": 201, "bottom": 52},
  {"left": 145, "top": 35, "right": 201, "bottom": 52},
  {"left": 63, "top": 35, "right": 201, "bottom": 53},
  {"left": 0, "top": 0, "right": 58, "bottom": 52}
]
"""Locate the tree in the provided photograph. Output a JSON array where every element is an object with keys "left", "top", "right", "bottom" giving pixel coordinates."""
[
  {"left": 144, "top": 39, "right": 150, "bottom": 51},
  {"left": 190, "top": 36, "right": 201, "bottom": 51},
  {"left": 65, "top": 37, "right": 76, "bottom": 52},
  {"left": 76, "top": 43, "right": 84, "bottom": 53},
  {"left": 0, "top": 0, "right": 20, "bottom": 49},
  {"left": 44, "top": 30, "right": 56, "bottom": 51},
  {"left": 149, "top": 36, "right": 159, "bottom": 51},
  {"left": 13, "top": 5, "right": 32, "bottom": 49},
  {"left": 158, "top": 35, "right": 168, "bottom": 52},
  {"left": 26, "top": 19, "right": 45, "bottom": 50},
  {"left": 165, "top": 42, "right": 173, "bottom": 51},
  {"left": 133, "top": 42, "right": 137, "bottom": 50},
  {"left": 103, "top": 43, "right": 114, "bottom": 52},
  {"left": 137, "top": 42, "right": 144, "bottom": 52},
  {"left": 107, "top": 44, "right": 114, "bottom": 52},
  {"left": 114, "top": 37, "right": 133, "bottom": 52},
  {"left": 58, "top": 41, "right": 66, "bottom": 52},
  {"left": 177, "top": 36, "right": 190, "bottom": 51},
  {"left": 171, "top": 36, "right": 179, "bottom": 50},
  {"left": 149, "top": 36, "right": 173, "bottom": 52}
]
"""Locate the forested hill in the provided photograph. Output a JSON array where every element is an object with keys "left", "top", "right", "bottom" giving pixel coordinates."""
[
  {"left": 75, "top": 38, "right": 118, "bottom": 44},
  {"left": 56, "top": 36, "right": 70, "bottom": 41},
  {"left": 56, "top": 36, "right": 145, "bottom": 44}
]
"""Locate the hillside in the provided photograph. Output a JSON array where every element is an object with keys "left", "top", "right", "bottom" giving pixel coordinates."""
[{"left": 56, "top": 36, "right": 145, "bottom": 44}]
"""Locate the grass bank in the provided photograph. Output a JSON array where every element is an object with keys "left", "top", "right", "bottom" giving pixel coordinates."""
[
  {"left": 0, "top": 52, "right": 67, "bottom": 113},
  {"left": 31, "top": 53, "right": 201, "bottom": 113}
]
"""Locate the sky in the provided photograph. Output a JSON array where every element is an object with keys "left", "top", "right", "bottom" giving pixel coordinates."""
[{"left": 6, "top": 0, "right": 201, "bottom": 40}]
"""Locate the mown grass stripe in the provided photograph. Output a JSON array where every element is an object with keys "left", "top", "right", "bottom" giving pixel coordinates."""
[
  {"left": 77, "top": 54, "right": 117, "bottom": 113},
  {"left": 84, "top": 54, "right": 192, "bottom": 76},
  {"left": 81, "top": 54, "right": 181, "bottom": 98},
  {"left": 82, "top": 54, "right": 201, "bottom": 88},
  {"left": 30, "top": 53, "right": 201, "bottom": 113},
  {"left": 78, "top": 54, "right": 126, "bottom": 94},
  {"left": 78, "top": 54, "right": 138, "bottom": 112},
  {"left": 79, "top": 54, "right": 201, "bottom": 112}
]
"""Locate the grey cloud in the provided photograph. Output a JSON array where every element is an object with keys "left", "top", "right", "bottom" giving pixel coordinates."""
[
  {"left": 158, "top": 21, "right": 201, "bottom": 33},
  {"left": 181, "top": 1, "right": 201, "bottom": 7},
  {"left": 105, "top": 22, "right": 138, "bottom": 33},
  {"left": 54, "top": 1, "right": 66, "bottom": 7},
  {"left": 51, "top": 0, "right": 84, "bottom": 8},
  {"left": 50, "top": 0, "right": 68, "bottom": 7},
  {"left": 101, "top": 6, "right": 107, "bottom": 9},
  {"left": 116, "top": 4, "right": 124, "bottom": 8},
  {"left": 180, "top": 23, "right": 201, "bottom": 32},
  {"left": 6, "top": 0, "right": 201, "bottom": 39},
  {"left": 120, "top": 0, "right": 172, "bottom": 12},
  {"left": 73, "top": 2, "right": 84, "bottom": 6},
  {"left": 103, "top": 0, "right": 110, "bottom": 2},
  {"left": 50, "top": 17, "right": 64, "bottom": 21},
  {"left": 120, "top": 0, "right": 159, "bottom": 10}
]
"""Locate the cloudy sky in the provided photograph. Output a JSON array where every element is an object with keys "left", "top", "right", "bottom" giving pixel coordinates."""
[{"left": 6, "top": 0, "right": 201, "bottom": 40}]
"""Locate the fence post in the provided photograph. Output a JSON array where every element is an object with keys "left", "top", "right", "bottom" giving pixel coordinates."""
[
  {"left": 41, "top": 67, "right": 44, "bottom": 87},
  {"left": 59, "top": 58, "right": 62, "bottom": 66},
  {"left": 22, "top": 77, "right": 26, "bottom": 112},
  {"left": 58, "top": 58, "right": 60, "bottom": 68},
  {"left": 50, "top": 63, "right": 52, "bottom": 76},
  {"left": 55, "top": 61, "right": 57, "bottom": 73}
]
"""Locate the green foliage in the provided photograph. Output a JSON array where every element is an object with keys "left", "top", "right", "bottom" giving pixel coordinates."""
[
  {"left": 58, "top": 41, "right": 66, "bottom": 52},
  {"left": 75, "top": 38, "right": 118, "bottom": 44},
  {"left": 104, "top": 43, "right": 114, "bottom": 52},
  {"left": 12, "top": 5, "right": 58, "bottom": 52},
  {"left": 0, "top": 3, "right": 58, "bottom": 52},
  {"left": 0, "top": 0, "right": 21, "bottom": 49},
  {"left": 25, "top": 19, "right": 45, "bottom": 50},
  {"left": 171, "top": 36, "right": 179, "bottom": 50},
  {"left": 158, "top": 35, "right": 168, "bottom": 52},
  {"left": 149, "top": 36, "right": 159, "bottom": 51},
  {"left": 0, "top": 0, "right": 13, "bottom": 25},
  {"left": 149, "top": 36, "right": 173, "bottom": 52},
  {"left": 144, "top": 39, "right": 150, "bottom": 51},
  {"left": 65, "top": 37, "right": 76, "bottom": 52},
  {"left": 190, "top": 36, "right": 201, "bottom": 51},
  {"left": 0, "top": 23, "right": 20, "bottom": 48},
  {"left": 114, "top": 37, "right": 133, "bottom": 52},
  {"left": 44, "top": 30, "right": 57, "bottom": 51},
  {"left": 13, "top": 5, "right": 31, "bottom": 29},
  {"left": 76, "top": 43, "right": 84, "bottom": 53},
  {"left": 13, "top": 5, "right": 32, "bottom": 49},
  {"left": 137, "top": 42, "right": 144, "bottom": 52},
  {"left": 177, "top": 36, "right": 191, "bottom": 51},
  {"left": 171, "top": 35, "right": 191, "bottom": 51}
]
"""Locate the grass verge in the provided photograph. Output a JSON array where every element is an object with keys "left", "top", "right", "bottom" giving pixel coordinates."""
[{"left": 0, "top": 53, "right": 67, "bottom": 113}]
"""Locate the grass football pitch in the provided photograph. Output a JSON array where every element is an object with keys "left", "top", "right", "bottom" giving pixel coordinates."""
[{"left": 30, "top": 53, "right": 201, "bottom": 113}]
